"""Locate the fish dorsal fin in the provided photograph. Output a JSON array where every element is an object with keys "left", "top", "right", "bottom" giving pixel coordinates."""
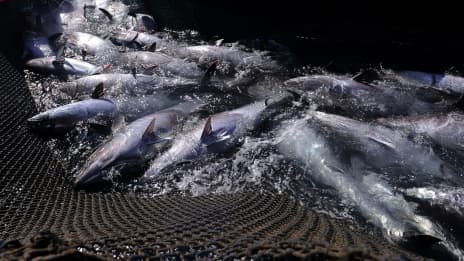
[
  {"left": 215, "top": 39, "right": 224, "bottom": 46},
  {"left": 142, "top": 117, "right": 156, "bottom": 142},
  {"left": 98, "top": 8, "right": 113, "bottom": 22},
  {"left": 200, "top": 62, "right": 217, "bottom": 86},
  {"left": 91, "top": 83, "right": 104, "bottom": 99},
  {"left": 147, "top": 42, "right": 156, "bottom": 52},
  {"left": 200, "top": 117, "right": 213, "bottom": 142}
]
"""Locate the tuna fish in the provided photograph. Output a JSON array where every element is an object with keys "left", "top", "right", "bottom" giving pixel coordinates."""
[
  {"left": 392, "top": 70, "right": 464, "bottom": 96},
  {"left": 27, "top": 84, "right": 117, "bottom": 133},
  {"left": 277, "top": 118, "right": 444, "bottom": 243},
  {"left": 74, "top": 101, "right": 202, "bottom": 186},
  {"left": 65, "top": 32, "right": 115, "bottom": 57},
  {"left": 25, "top": 46, "right": 110, "bottom": 76},
  {"left": 377, "top": 112, "right": 464, "bottom": 157},
  {"left": 142, "top": 93, "right": 293, "bottom": 179},
  {"left": 170, "top": 45, "right": 281, "bottom": 73},
  {"left": 121, "top": 51, "right": 203, "bottom": 79},
  {"left": 59, "top": 73, "right": 197, "bottom": 97},
  {"left": 307, "top": 110, "right": 456, "bottom": 182},
  {"left": 285, "top": 75, "right": 462, "bottom": 119},
  {"left": 110, "top": 31, "right": 167, "bottom": 50}
]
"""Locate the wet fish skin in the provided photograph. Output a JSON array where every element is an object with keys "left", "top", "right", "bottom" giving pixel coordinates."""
[
  {"left": 110, "top": 31, "right": 165, "bottom": 50},
  {"left": 59, "top": 73, "right": 197, "bottom": 97},
  {"left": 285, "top": 75, "right": 459, "bottom": 119},
  {"left": 74, "top": 101, "right": 201, "bottom": 186},
  {"left": 66, "top": 32, "right": 115, "bottom": 56},
  {"left": 308, "top": 110, "right": 456, "bottom": 181},
  {"left": 122, "top": 51, "right": 203, "bottom": 79},
  {"left": 27, "top": 98, "right": 117, "bottom": 133},
  {"left": 277, "top": 119, "right": 444, "bottom": 244},
  {"left": 25, "top": 56, "right": 103, "bottom": 76},
  {"left": 395, "top": 70, "right": 464, "bottom": 96},
  {"left": 171, "top": 45, "right": 281, "bottom": 72},
  {"left": 377, "top": 112, "right": 464, "bottom": 156},
  {"left": 142, "top": 93, "right": 293, "bottom": 179}
]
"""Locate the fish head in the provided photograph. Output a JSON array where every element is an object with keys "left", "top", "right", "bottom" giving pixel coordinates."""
[
  {"left": 27, "top": 112, "right": 55, "bottom": 131},
  {"left": 25, "top": 58, "right": 51, "bottom": 71},
  {"left": 27, "top": 111, "right": 75, "bottom": 135},
  {"left": 74, "top": 162, "right": 104, "bottom": 187},
  {"left": 74, "top": 143, "right": 117, "bottom": 187},
  {"left": 200, "top": 115, "right": 239, "bottom": 147}
]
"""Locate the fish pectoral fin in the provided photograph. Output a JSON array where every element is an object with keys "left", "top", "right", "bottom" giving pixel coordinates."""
[{"left": 367, "top": 135, "right": 395, "bottom": 150}]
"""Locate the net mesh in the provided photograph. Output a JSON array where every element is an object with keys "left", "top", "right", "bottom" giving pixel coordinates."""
[{"left": 0, "top": 52, "right": 420, "bottom": 260}]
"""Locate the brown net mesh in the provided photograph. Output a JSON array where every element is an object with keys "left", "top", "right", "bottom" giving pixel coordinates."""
[{"left": 0, "top": 53, "right": 421, "bottom": 260}]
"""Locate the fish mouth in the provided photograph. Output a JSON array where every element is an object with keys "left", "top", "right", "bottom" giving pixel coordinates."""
[
  {"left": 25, "top": 59, "right": 40, "bottom": 69},
  {"left": 74, "top": 170, "right": 103, "bottom": 188}
]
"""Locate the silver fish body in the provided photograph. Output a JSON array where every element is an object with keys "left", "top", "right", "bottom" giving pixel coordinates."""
[
  {"left": 285, "top": 75, "right": 457, "bottom": 118},
  {"left": 308, "top": 110, "right": 455, "bottom": 180},
  {"left": 143, "top": 93, "right": 292, "bottom": 179},
  {"left": 378, "top": 112, "right": 464, "bottom": 155},
  {"left": 59, "top": 73, "right": 197, "bottom": 97},
  {"left": 27, "top": 98, "right": 117, "bottom": 132},
  {"left": 66, "top": 32, "right": 115, "bottom": 56},
  {"left": 74, "top": 101, "right": 201, "bottom": 186},
  {"left": 122, "top": 51, "right": 203, "bottom": 78},
  {"left": 25, "top": 56, "right": 102, "bottom": 76}
]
